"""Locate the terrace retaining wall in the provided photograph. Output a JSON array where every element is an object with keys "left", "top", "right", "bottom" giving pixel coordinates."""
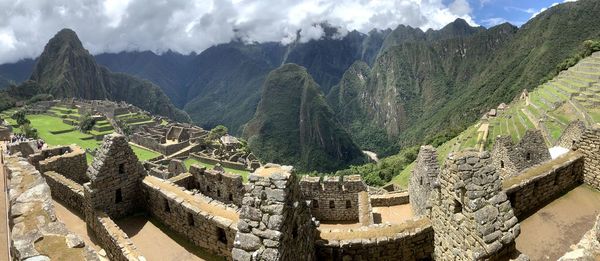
[
  {"left": 190, "top": 152, "right": 247, "bottom": 171},
  {"left": 131, "top": 133, "right": 189, "bottom": 155},
  {"left": 370, "top": 192, "right": 410, "bottom": 207},
  {"left": 503, "top": 152, "right": 584, "bottom": 219}
]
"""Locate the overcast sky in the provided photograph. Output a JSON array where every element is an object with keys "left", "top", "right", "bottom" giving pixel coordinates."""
[{"left": 0, "top": 0, "right": 577, "bottom": 64}]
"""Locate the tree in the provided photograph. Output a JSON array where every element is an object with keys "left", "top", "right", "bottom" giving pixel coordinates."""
[
  {"left": 78, "top": 113, "right": 95, "bottom": 132},
  {"left": 20, "top": 123, "right": 38, "bottom": 139},
  {"left": 208, "top": 125, "right": 228, "bottom": 140},
  {"left": 11, "top": 110, "right": 29, "bottom": 126}
]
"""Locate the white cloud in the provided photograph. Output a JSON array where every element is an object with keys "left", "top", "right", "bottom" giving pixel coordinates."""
[
  {"left": 531, "top": 0, "right": 578, "bottom": 18},
  {"left": 0, "top": 0, "right": 477, "bottom": 64}
]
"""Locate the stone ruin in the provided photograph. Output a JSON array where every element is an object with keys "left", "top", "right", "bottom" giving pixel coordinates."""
[
  {"left": 557, "top": 119, "right": 586, "bottom": 149},
  {"left": 299, "top": 175, "right": 368, "bottom": 222},
  {"left": 431, "top": 150, "right": 520, "bottom": 260},
  {"left": 5, "top": 122, "right": 600, "bottom": 260},
  {"left": 491, "top": 129, "right": 551, "bottom": 177},
  {"left": 409, "top": 145, "right": 440, "bottom": 217}
]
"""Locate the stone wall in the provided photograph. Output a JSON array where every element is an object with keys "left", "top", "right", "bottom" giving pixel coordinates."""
[
  {"left": 7, "top": 140, "right": 38, "bottom": 157},
  {"left": 431, "top": 150, "right": 520, "bottom": 260},
  {"left": 87, "top": 210, "right": 145, "bottom": 261},
  {"left": 577, "top": 127, "right": 600, "bottom": 190},
  {"left": 557, "top": 120, "right": 586, "bottom": 149},
  {"left": 4, "top": 155, "right": 98, "bottom": 260},
  {"left": 131, "top": 133, "right": 190, "bottom": 156},
  {"left": 503, "top": 152, "right": 584, "bottom": 219},
  {"left": 85, "top": 134, "right": 146, "bottom": 219},
  {"left": 370, "top": 191, "right": 410, "bottom": 207},
  {"left": 191, "top": 153, "right": 248, "bottom": 171},
  {"left": 409, "top": 145, "right": 440, "bottom": 216},
  {"left": 299, "top": 175, "right": 367, "bottom": 222},
  {"left": 189, "top": 164, "right": 245, "bottom": 206},
  {"left": 232, "top": 164, "right": 316, "bottom": 261},
  {"left": 168, "top": 158, "right": 186, "bottom": 175},
  {"left": 315, "top": 219, "right": 434, "bottom": 260},
  {"left": 492, "top": 129, "right": 551, "bottom": 177},
  {"left": 42, "top": 171, "right": 86, "bottom": 214},
  {"left": 168, "top": 172, "right": 195, "bottom": 189},
  {"left": 28, "top": 145, "right": 72, "bottom": 169},
  {"left": 142, "top": 175, "right": 238, "bottom": 259},
  {"left": 37, "top": 145, "right": 89, "bottom": 184}
]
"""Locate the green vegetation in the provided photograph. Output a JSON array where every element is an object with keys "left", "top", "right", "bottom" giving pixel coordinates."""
[
  {"left": 183, "top": 158, "right": 249, "bottom": 183},
  {"left": 208, "top": 125, "right": 228, "bottom": 140},
  {"left": 78, "top": 113, "right": 95, "bottom": 132},
  {"left": 244, "top": 64, "right": 366, "bottom": 172}
]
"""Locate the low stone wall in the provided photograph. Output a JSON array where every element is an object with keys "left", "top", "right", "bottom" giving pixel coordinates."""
[
  {"left": 190, "top": 152, "right": 247, "bottom": 171},
  {"left": 503, "top": 152, "right": 584, "bottom": 219},
  {"left": 168, "top": 172, "right": 195, "bottom": 189},
  {"left": 38, "top": 145, "right": 89, "bottom": 184},
  {"left": 87, "top": 210, "right": 144, "bottom": 261},
  {"left": 315, "top": 219, "right": 434, "bottom": 260},
  {"left": 7, "top": 140, "right": 38, "bottom": 156},
  {"left": 357, "top": 191, "right": 373, "bottom": 226},
  {"left": 131, "top": 133, "right": 189, "bottom": 155},
  {"left": 370, "top": 191, "right": 410, "bottom": 207},
  {"left": 142, "top": 176, "right": 238, "bottom": 259},
  {"left": 28, "top": 145, "right": 72, "bottom": 169},
  {"left": 42, "top": 171, "right": 85, "bottom": 214},
  {"left": 189, "top": 164, "right": 245, "bottom": 206},
  {"left": 4, "top": 155, "right": 98, "bottom": 260}
]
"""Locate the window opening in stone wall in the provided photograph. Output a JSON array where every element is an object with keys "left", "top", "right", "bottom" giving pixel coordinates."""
[
  {"left": 164, "top": 198, "right": 171, "bottom": 213},
  {"left": 206, "top": 185, "right": 210, "bottom": 192},
  {"left": 217, "top": 189, "right": 221, "bottom": 197},
  {"left": 292, "top": 222, "right": 299, "bottom": 239},
  {"left": 119, "top": 163, "right": 125, "bottom": 174},
  {"left": 329, "top": 200, "right": 335, "bottom": 209},
  {"left": 345, "top": 200, "right": 351, "bottom": 209},
  {"left": 115, "top": 188, "right": 122, "bottom": 203},
  {"left": 554, "top": 173, "right": 560, "bottom": 186},
  {"left": 452, "top": 199, "right": 462, "bottom": 214},
  {"left": 187, "top": 212, "right": 195, "bottom": 226},
  {"left": 228, "top": 193, "right": 233, "bottom": 201},
  {"left": 526, "top": 152, "right": 531, "bottom": 161},
  {"left": 500, "top": 160, "right": 505, "bottom": 169},
  {"left": 217, "top": 227, "right": 227, "bottom": 244},
  {"left": 312, "top": 199, "right": 319, "bottom": 208},
  {"left": 419, "top": 177, "right": 423, "bottom": 186}
]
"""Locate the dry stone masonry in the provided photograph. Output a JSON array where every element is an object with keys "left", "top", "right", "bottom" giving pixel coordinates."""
[
  {"left": 492, "top": 129, "right": 551, "bottom": 178},
  {"left": 431, "top": 150, "right": 520, "bottom": 260},
  {"left": 299, "top": 175, "right": 367, "bottom": 222},
  {"left": 577, "top": 127, "right": 600, "bottom": 190},
  {"left": 409, "top": 145, "right": 440, "bottom": 217},
  {"left": 232, "top": 164, "right": 316, "bottom": 261},
  {"left": 188, "top": 164, "right": 245, "bottom": 206},
  {"left": 557, "top": 120, "right": 586, "bottom": 149}
]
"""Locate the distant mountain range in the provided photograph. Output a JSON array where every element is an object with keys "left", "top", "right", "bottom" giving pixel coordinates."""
[{"left": 1, "top": 0, "right": 599, "bottom": 162}]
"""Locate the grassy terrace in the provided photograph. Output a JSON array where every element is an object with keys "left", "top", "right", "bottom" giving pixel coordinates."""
[
  {"left": 183, "top": 157, "right": 250, "bottom": 183},
  {"left": 2, "top": 112, "right": 160, "bottom": 163}
]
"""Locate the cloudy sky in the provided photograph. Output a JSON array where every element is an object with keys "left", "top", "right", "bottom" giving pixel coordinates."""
[{"left": 0, "top": 0, "right": 577, "bottom": 64}]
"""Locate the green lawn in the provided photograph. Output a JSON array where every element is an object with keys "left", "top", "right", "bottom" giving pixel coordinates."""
[
  {"left": 9, "top": 114, "right": 160, "bottom": 163},
  {"left": 183, "top": 158, "right": 249, "bottom": 183},
  {"left": 390, "top": 162, "right": 413, "bottom": 190}
]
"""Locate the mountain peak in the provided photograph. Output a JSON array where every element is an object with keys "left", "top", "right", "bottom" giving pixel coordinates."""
[{"left": 46, "top": 28, "right": 85, "bottom": 52}]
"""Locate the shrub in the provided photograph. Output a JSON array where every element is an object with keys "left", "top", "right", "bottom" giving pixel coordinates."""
[
  {"left": 209, "top": 125, "right": 228, "bottom": 140},
  {"left": 78, "top": 113, "right": 95, "bottom": 132},
  {"left": 20, "top": 123, "right": 38, "bottom": 139},
  {"left": 11, "top": 110, "right": 29, "bottom": 126}
]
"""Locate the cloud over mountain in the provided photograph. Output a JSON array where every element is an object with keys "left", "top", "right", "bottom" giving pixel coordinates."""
[{"left": 0, "top": 0, "right": 476, "bottom": 63}]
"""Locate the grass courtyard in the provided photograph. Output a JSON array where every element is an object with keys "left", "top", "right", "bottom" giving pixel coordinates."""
[{"left": 3, "top": 113, "right": 160, "bottom": 162}]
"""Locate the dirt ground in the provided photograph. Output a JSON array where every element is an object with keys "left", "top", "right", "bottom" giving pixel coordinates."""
[
  {"left": 319, "top": 203, "right": 414, "bottom": 230},
  {"left": 516, "top": 185, "right": 600, "bottom": 260},
  {"left": 52, "top": 200, "right": 103, "bottom": 252},
  {"left": 116, "top": 215, "right": 224, "bottom": 261}
]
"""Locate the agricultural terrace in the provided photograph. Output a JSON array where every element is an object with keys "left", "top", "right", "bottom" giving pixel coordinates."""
[{"left": 1, "top": 109, "right": 160, "bottom": 162}]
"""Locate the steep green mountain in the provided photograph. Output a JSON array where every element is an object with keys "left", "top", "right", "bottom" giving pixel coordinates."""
[
  {"left": 0, "top": 75, "right": 11, "bottom": 89},
  {"left": 5, "top": 29, "right": 189, "bottom": 122},
  {"left": 329, "top": 0, "right": 600, "bottom": 156},
  {"left": 244, "top": 64, "right": 366, "bottom": 172},
  {"left": 0, "top": 59, "right": 35, "bottom": 88}
]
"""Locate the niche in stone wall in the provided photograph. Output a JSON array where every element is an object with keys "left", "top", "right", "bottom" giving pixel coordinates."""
[
  {"left": 526, "top": 152, "right": 531, "bottom": 161},
  {"left": 329, "top": 200, "right": 335, "bottom": 209},
  {"left": 312, "top": 200, "right": 319, "bottom": 208},
  {"left": 345, "top": 200, "right": 351, "bottom": 209},
  {"left": 501, "top": 160, "right": 505, "bottom": 169},
  {"left": 187, "top": 212, "right": 195, "bottom": 226},
  {"left": 453, "top": 199, "right": 463, "bottom": 214},
  {"left": 217, "top": 227, "right": 227, "bottom": 244},
  {"left": 115, "top": 188, "right": 122, "bottom": 203},
  {"left": 164, "top": 198, "right": 171, "bottom": 213},
  {"left": 119, "top": 163, "right": 125, "bottom": 174}
]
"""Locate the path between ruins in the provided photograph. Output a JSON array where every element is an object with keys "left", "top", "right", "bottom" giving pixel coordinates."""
[
  {"left": 0, "top": 143, "right": 11, "bottom": 261},
  {"left": 516, "top": 185, "right": 600, "bottom": 260}
]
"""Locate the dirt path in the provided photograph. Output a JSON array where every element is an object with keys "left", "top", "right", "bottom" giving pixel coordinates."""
[
  {"left": 319, "top": 203, "right": 414, "bottom": 230},
  {"left": 0, "top": 144, "right": 11, "bottom": 260},
  {"left": 516, "top": 185, "right": 600, "bottom": 260},
  {"left": 52, "top": 200, "right": 103, "bottom": 253}
]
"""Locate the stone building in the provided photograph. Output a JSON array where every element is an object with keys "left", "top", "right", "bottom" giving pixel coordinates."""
[
  {"left": 557, "top": 120, "right": 586, "bottom": 149},
  {"left": 491, "top": 129, "right": 551, "bottom": 177},
  {"left": 84, "top": 134, "right": 146, "bottom": 219},
  {"left": 431, "top": 150, "right": 520, "bottom": 260},
  {"left": 409, "top": 145, "right": 440, "bottom": 217},
  {"left": 299, "top": 175, "right": 367, "bottom": 222},
  {"left": 232, "top": 164, "right": 316, "bottom": 261}
]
